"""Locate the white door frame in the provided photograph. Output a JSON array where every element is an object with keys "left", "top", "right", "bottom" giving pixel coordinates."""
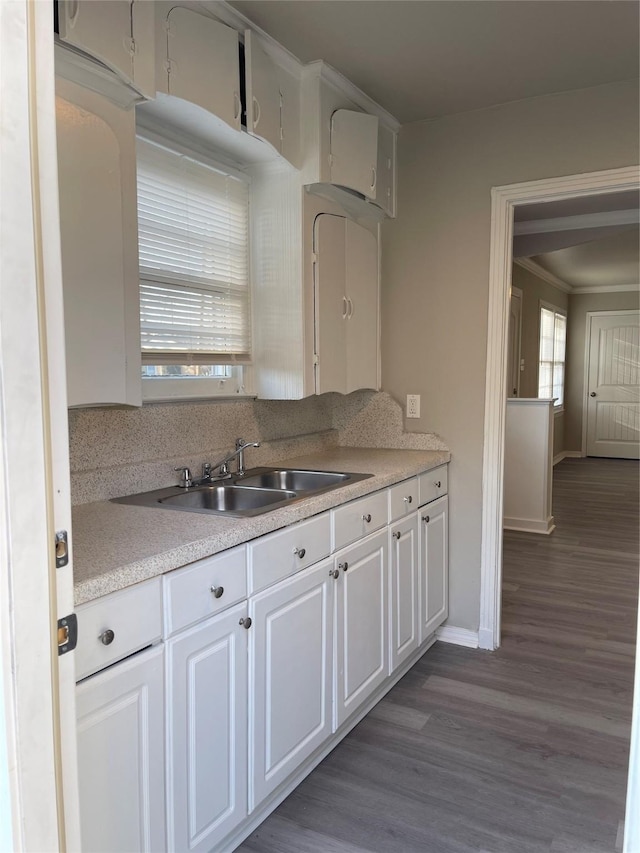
[
  {"left": 582, "top": 309, "right": 640, "bottom": 457},
  {"left": 0, "top": 1, "right": 80, "bottom": 849},
  {"left": 478, "top": 163, "right": 639, "bottom": 653}
]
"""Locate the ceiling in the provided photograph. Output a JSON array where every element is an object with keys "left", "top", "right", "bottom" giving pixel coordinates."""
[{"left": 230, "top": 1, "right": 639, "bottom": 124}]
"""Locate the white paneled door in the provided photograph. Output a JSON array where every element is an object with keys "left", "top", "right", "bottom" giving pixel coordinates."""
[{"left": 586, "top": 311, "right": 640, "bottom": 459}]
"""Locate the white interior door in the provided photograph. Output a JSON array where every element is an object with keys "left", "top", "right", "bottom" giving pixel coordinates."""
[
  {"left": 586, "top": 311, "right": 640, "bottom": 459},
  {"left": 507, "top": 286, "right": 522, "bottom": 397}
]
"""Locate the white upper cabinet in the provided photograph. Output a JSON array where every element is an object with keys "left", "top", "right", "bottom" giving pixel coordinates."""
[
  {"left": 376, "top": 122, "right": 397, "bottom": 218},
  {"left": 330, "top": 109, "right": 378, "bottom": 200},
  {"left": 56, "top": 77, "right": 141, "bottom": 407},
  {"left": 57, "top": 0, "right": 154, "bottom": 99},
  {"left": 244, "top": 30, "right": 282, "bottom": 154},
  {"left": 301, "top": 63, "right": 397, "bottom": 216},
  {"left": 163, "top": 7, "right": 241, "bottom": 131},
  {"left": 314, "top": 213, "right": 379, "bottom": 395}
]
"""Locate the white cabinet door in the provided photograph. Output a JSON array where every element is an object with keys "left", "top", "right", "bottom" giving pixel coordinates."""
[
  {"left": 419, "top": 495, "right": 449, "bottom": 642},
  {"left": 313, "top": 214, "right": 379, "bottom": 395},
  {"left": 334, "top": 529, "right": 388, "bottom": 730},
  {"left": 165, "top": 7, "right": 241, "bottom": 131},
  {"left": 245, "top": 30, "right": 281, "bottom": 153},
  {"left": 166, "top": 602, "right": 248, "bottom": 853},
  {"left": 314, "top": 213, "right": 348, "bottom": 394},
  {"left": 249, "top": 559, "right": 334, "bottom": 811},
  {"left": 330, "top": 109, "right": 378, "bottom": 200},
  {"left": 76, "top": 646, "right": 165, "bottom": 853},
  {"left": 389, "top": 514, "right": 420, "bottom": 672},
  {"left": 55, "top": 78, "right": 141, "bottom": 407},
  {"left": 376, "top": 123, "right": 396, "bottom": 218},
  {"left": 345, "top": 218, "right": 379, "bottom": 392},
  {"left": 58, "top": 0, "right": 134, "bottom": 83}
]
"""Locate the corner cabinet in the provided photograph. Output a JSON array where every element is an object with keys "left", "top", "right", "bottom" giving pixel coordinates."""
[{"left": 55, "top": 76, "right": 141, "bottom": 407}]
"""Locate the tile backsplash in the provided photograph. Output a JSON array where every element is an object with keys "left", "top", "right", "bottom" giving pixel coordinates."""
[{"left": 69, "top": 391, "right": 448, "bottom": 504}]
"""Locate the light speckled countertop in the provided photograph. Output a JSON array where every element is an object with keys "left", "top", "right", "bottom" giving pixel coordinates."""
[{"left": 72, "top": 447, "right": 450, "bottom": 605}]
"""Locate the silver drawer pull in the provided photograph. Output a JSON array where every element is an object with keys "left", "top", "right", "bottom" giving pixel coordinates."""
[
  {"left": 239, "top": 617, "right": 252, "bottom": 629},
  {"left": 98, "top": 629, "right": 115, "bottom": 646},
  {"left": 293, "top": 547, "right": 306, "bottom": 559},
  {"left": 422, "top": 515, "right": 430, "bottom": 523},
  {"left": 329, "top": 568, "right": 340, "bottom": 580},
  {"left": 362, "top": 513, "right": 372, "bottom": 523},
  {"left": 339, "top": 561, "right": 349, "bottom": 572},
  {"left": 403, "top": 495, "right": 413, "bottom": 504},
  {"left": 434, "top": 481, "right": 441, "bottom": 488},
  {"left": 393, "top": 531, "right": 401, "bottom": 540},
  {"left": 210, "top": 585, "right": 224, "bottom": 599}
]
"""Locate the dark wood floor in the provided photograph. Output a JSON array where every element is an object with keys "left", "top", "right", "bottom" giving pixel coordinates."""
[{"left": 238, "top": 458, "right": 639, "bottom": 853}]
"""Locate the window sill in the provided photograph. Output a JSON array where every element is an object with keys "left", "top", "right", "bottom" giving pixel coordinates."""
[{"left": 142, "top": 377, "right": 254, "bottom": 403}]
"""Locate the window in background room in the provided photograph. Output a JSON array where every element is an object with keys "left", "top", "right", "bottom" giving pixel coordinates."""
[
  {"left": 538, "top": 304, "right": 567, "bottom": 407},
  {"left": 136, "top": 136, "right": 251, "bottom": 399}
]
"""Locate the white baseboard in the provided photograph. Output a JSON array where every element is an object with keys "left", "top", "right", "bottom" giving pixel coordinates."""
[
  {"left": 478, "top": 626, "right": 495, "bottom": 651},
  {"left": 504, "top": 515, "right": 555, "bottom": 535},
  {"left": 436, "top": 625, "right": 479, "bottom": 648},
  {"left": 554, "top": 450, "right": 583, "bottom": 465}
]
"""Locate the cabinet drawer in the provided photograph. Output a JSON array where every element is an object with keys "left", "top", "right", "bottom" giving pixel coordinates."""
[
  {"left": 418, "top": 465, "right": 448, "bottom": 506},
  {"left": 332, "top": 489, "right": 388, "bottom": 551},
  {"left": 163, "top": 545, "right": 247, "bottom": 637},
  {"left": 75, "top": 578, "right": 162, "bottom": 681},
  {"left": 249, "top": 514, "right": 332, "bottom": 594},
  {"left": 388, "top": 477, "right": 419, "bottom": 522}
]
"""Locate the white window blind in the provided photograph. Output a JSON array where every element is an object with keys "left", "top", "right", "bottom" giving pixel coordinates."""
[
  {"left": 136, "top": 137, "right": 251, "bottom": 364},
  {"left": 538, "top": 306, "right": 566, "bottom": 406}
]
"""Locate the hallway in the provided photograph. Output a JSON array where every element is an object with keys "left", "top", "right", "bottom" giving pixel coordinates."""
[{"left": 240, "top": 457, "right": 639, "bottom": 853}]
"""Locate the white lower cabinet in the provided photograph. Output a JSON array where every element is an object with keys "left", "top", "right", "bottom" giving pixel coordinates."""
[
  {"left": 76, "top": 645, "right": 166, "bottom": 853},
  {"left": 389, "top": 513, "right": 420, "bottom": 672},
  {"left": 419, "top": 495, "right": 449, "bottom": 642},
  {"left": 334, "top": 529, "right": 388, "bottom": 730},
  {"left": 249, "top": 558, "right": 334, "bottom": 811},
  {"left": 166, "top": 601, "right": 249, "bottom": 853}
]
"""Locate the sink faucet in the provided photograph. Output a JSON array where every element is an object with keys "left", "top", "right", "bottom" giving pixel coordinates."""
[{"left": 204, "top": 438, "right": 261, "bottom": 481}]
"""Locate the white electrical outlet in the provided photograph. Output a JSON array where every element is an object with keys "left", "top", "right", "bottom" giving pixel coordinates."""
[{"left": 406, "top": 394, "right": 421, "bottom": 418}]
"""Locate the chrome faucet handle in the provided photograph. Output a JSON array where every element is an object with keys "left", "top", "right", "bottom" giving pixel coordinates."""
[{"left": 174, "top": 466, "right": 193, "bottom": 488}]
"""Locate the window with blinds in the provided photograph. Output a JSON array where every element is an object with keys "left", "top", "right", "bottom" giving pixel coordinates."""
[
  {"left": 136, "top": 137, "right": 251, "bottom": 366},
  {"left": 538, "top": 305, "right": 567, "bottom": 406}
]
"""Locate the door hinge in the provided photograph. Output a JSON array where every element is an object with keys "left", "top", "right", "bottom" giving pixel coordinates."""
[
  {"left": 55, "top": 530, "right": 69, "bottom": 568},
  {"left": 57, "top": 613, "right": 78, "bottom": 656},
  {"left": 313, "top": 353, "right": 319, "bottom": 365}
]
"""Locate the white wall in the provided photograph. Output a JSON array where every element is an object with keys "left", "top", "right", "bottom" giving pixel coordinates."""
[{"left": 382, "top": 79, "right": 640, "bottom": 631}]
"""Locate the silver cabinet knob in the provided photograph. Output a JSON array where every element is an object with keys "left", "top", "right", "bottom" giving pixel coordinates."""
[
  {"left": 293, "top": 547, "right": 306, "bottom": 559},
  {"left": 434, "top": 481, "right": 441, "bottom": 488},
  {"left": 393, "top": 531, "right": 401, "bottom": 540},
  {"left": 339, "top": 561, "right": 349, "bottom": 572},
  {"left": 329, "top": 568, "right": 340, "bottom": 580},
  {"left": 98, "top": 629, "right": 115, "bottom": 646},
  {"left": 239, "top": 617, "right": 252, "bottom": 629},
  {"left": 403, "top": 495, "right": 413, "bottom": 504},
  {"left": 590, "top": 392, "right": 596, "bottom": 397},
  {"left": 362, "top": 513, "right": 372, "bottom": 523},
  {"left": 422, "top": 515, "right": 430, "bottom": 523},
  {"left": 210, "top": 585, "right": 224, "bottom": 599}
]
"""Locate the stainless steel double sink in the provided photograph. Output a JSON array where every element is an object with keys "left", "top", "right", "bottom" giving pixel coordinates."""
[{"left": 113, "top": 467, "right": 373, "bottom": 518}]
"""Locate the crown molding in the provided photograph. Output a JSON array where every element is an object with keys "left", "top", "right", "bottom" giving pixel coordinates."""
[
  {"left": 513, "top": 208, "right": 639, "bottom": 235},
  {"left": 514, "top": 257, "right": 572, "bottom": 293},
  {"left": 571, "top": 283, "right": 640, "bottom": 295}
]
